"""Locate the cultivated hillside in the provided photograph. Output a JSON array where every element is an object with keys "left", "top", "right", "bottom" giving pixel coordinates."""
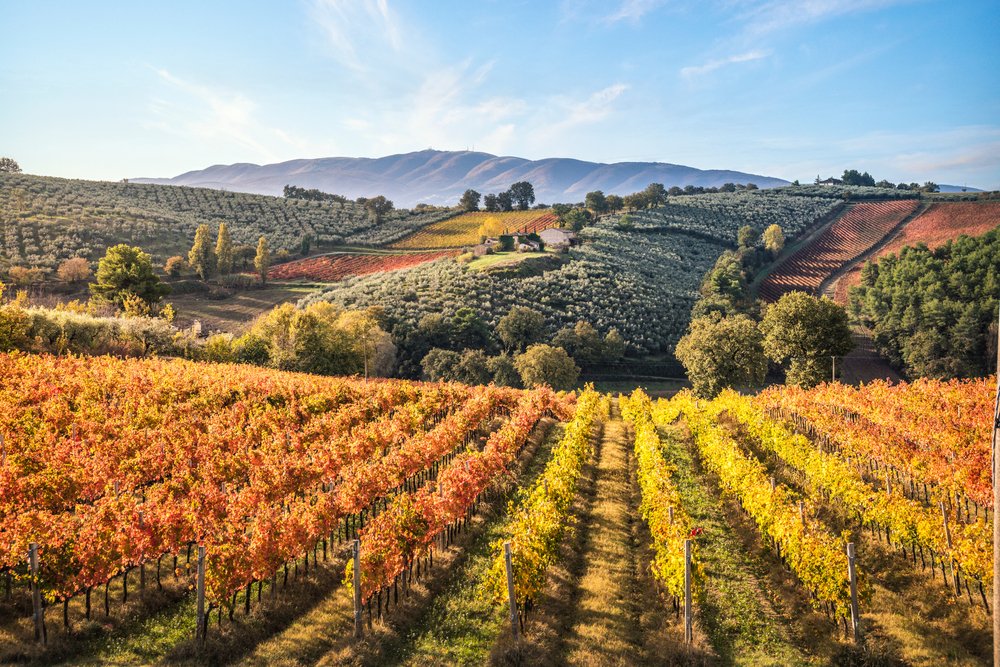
[
  {"left": 132, "top": 149, "right": 789, "bottom": 206},
  {"left": 0, "top": 173, "right": 452, "bottom": 271}
]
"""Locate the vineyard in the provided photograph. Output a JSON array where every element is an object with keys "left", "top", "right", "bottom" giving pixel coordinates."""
[
  {"left": 266, "top": 250, "right": 459, "bottom": 282},
  {"left": 832, "top": 201, "right": 1000, "bottom": 303},
  {"left": 0, "top": 174, "right": 454, "bottom": 271},
  {"left": 1, "top": 348, "right": 996, "bottom": 664},
  {"left": 758, "top": 199, "right": 920, "bottom": 302},
  {"left": 389, "top": 210, "right": 559, "bottom": 250}
]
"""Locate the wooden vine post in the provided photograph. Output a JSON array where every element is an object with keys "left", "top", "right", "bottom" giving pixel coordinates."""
[
  {"left": 684, "top": 539, "right": 693, "bottom": 644},
  {"left": 846, "top": 542, "right": 862, "bottom": 644},
  {"left": 29, "top": 543, "right": 45, "bottom": 644},
  {"left": 992, "top": 306, "right": 999, "bottom": 667},
  {"left": 504, "top": 541, "right": 519, "bottom": 641},
  {"left": 353, "top": 539, "right": 363, "bottom": 639},
  {"left": 195, "top": 546, "right": 206, "bottom": 642}
]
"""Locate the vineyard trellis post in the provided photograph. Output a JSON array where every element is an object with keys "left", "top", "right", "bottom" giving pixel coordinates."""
[
  {"left": 29, "top": 543, "right": 45, "bottom": 644},
  {"left": 353, "top": 539, "right": 363, "bottom": 638},
  {"left": 847, "top": 542, "right": 862, "bottom": 644},
  {"left": 195, "top": 545, "right": 206, "bottom": 642},
  {"left": 684, "top": 539, "right": 693, "bottom": 644},
  {"left": 504, "top": 541, "right": 519, "bottom": 641},
  {"left": 992, "top": 306, "right": 999, "bottom": 667}
]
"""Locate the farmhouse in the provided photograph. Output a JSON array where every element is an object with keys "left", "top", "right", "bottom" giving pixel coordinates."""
[{"left": 538, "top": 228, "right": 576, "bottom": 248}]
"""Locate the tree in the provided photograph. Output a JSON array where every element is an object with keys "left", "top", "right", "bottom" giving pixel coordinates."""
[
  {"left": 7, "top": 266, "right": 46, "bottom": 286},
  {"left": 603, "top": 329, "right": 625, "bottom": 361},
  {"left": 643, "top": 183, "right": 667, "bottom": 208},
  {"left": 487, "top": 353, "right": 521, "bottom": 387},
  {"left": 737, "top": 225, "right": 758, "bottom": 248},
  {"left": 421, "top": 348, "right": 462, "bottom": 382},
  {"left": 478, "top": 216, "right": 505, "bottom": 240},
  {"left": 188, "top": 224, "right": 217, "bottom": 280},
  {"left": 921, "top": 181, "right": 940, "bottom": 193},
  {"left": 514, "top": 344, "right": 580, "bottom": 390},
  {"left": 585, "top": 190, "right": 608, "bottom": 215},
  {"left": 701, "top": 251, "right": 747, "bottom": 302},
  {"left": 460, "top": 189, "right": 481, "bottom": 212},
  {"left": 164, "top": 256, "right": 187, "bottom": 277},
  {"left": 759, "top": 291, "right": 855, "bottom": 387},
  {"left": 605, "top": 194, "right": 624, "bottom": 213},
  {"left": 675, "top": 314, "right": 767, "bottom": 397},
  {"left": 496, "top": 306, "right": 546, "bottom": 352},
  {"left": 497, "top": 190, "right": 514, "bottom": 212},
  {"left": 509, "top": 181, "right": 535, "bottom": 210},
  {"left": 364, "top": 195, "right": 394, "bottom": 222},
  {"left": 90, "top": 244, "right": 169, "bottom": 308},
  {"left": 0, "top": 158, "right": 21, "bottom": 173},
  {"left": 562, "top": 208, "right": 592, "bottom": 232},
  {"left": 623, "top": 192, "right": 647, "bottom": 210},
  {"left": 246, "top": 302, "right": 394, "bottom": 376},
  {"left": 483, "top": 193, "right": 499, "bottom": 212},
  {"left": 842, "top": 169, "right": 875, "bottom": 187},
  {"left": 254, "top": 236, "right": 271, "bottom": 284},
  {"left": 451, "top": 307, "right": 493, "bottom": 350},
  {"left": 216, "top": 223, "right": 234, "bottom": 275},
  {"left": 763, "top": 224, "right": 785, "bottom": 256},
  {"left": 56, "top": 257, "right": 91, "bottom": 283},
  {"left": 299, "top": 234, "right": 312, "bottom": 257}
]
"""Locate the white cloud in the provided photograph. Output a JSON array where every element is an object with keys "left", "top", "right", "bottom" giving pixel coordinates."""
[
  {"left": 680, "top": 49, "right": 770, "bottom": 78},
  {"left": 308, "top": 0, "right": 403, "bottom": 71},
  {"left": 557, "top": 83, "right": 629, "bottom": 128},
  {"left": 605, "top": 0, "right": 666, "bottom": 23},
  {"left": 147, "top": 69, "right": 306, "bottom": 162},
  {"left": 738, "top": 0, "right": 913, "bottom": 36}
]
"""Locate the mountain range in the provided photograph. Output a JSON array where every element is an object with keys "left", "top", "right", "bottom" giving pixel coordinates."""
[{"left": 132, "top": 150, "right": 791, "bottom": 207}]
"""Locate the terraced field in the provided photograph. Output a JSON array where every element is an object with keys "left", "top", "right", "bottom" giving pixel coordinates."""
[
  {"left": 758, "top": 199, "right": 919, "bottom": 302},
  {"left": 389, "top": 210, "right": 559, "bottom": 250},
  {"left": 832, "top": 201, "right": 1000, "bottom": 303}
]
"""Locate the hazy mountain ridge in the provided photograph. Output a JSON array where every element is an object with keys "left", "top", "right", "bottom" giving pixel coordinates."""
[{"left": 133, "top": 149, "right": 790, "bottom": 206}]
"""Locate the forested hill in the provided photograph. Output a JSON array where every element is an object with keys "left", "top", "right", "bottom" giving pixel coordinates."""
[
  {"left": 131, "top": 149, "right": 789, "bottom": 206},
  {"left": 0, "top": 173, "right": 451, "bottom": 271}
]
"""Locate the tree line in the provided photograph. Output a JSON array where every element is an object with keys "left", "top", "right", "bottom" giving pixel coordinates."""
[{"left": 849, "top": 228, "right": 999, "bottom": 378}]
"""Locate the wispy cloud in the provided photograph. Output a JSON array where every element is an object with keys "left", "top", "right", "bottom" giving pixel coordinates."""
[
  {"left": 738, "top": 0, "right": 913, "bottom": 37},
  {"left": 309, "top": 0, "right": 402, "bottom": 71},
  {"left": 556, "top": 83, "right": 629, "bottom": 128},
  {"left": 680, "top": 49, "right": 769, "bottom": 78},
  {"left": 147, "top": 68, "right": 305, "bottom": 162},
  {"left": 605, "top": 0, "right": 666, "bottom": 23}
]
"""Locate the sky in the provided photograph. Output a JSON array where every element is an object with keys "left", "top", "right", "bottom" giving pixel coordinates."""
[{"left": 1, "top": 0, "right": 998, "bottom": 189}]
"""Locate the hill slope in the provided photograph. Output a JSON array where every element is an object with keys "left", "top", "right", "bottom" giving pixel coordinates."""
[
  {"left": 132, "top": 149, "right": 789, "bottom": 206},
  {"left": 0, "top": 173, "right": 452, "bottom": 271}
]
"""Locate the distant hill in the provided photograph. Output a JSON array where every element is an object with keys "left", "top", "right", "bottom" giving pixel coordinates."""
[
  {"left": 938, "top": 184, "right": 984, "bottom": 193},
  {"left": 132, "top": 150, "right": 790, "bottom": 207}
]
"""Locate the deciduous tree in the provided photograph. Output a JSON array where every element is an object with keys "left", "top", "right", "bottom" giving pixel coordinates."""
[
  {"left": 675, "top": 314, "right": 767, "bottom": 397},
  {"left": 254, "top": 236, "right": 271, "bottom": 284},
  {"left": 760, "top": 291, "right": 854, "bottom": 387},
  {"left": 188, "top": 224, "right": 217, "bottom": 280},
  {"left": 216, "top": 223, "right": 234, "bottom": 275},
  {"left": 514, "top": 343, "right": 579, "bottom": 390}
]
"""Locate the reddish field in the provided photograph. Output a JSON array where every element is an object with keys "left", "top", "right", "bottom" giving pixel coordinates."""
[
  {"left": 267, "top": 250, "right": 458, "bottom": 281},
  {"left": 833, "top": 201, "right": 1000, "bottom": 303},
  {"left": 758, "top": 199, "right": 919, "bottom": 302}
]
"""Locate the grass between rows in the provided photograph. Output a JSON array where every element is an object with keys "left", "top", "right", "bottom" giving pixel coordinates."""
[
  {"left": 656, "top": 420, "right": 816, "bottom": 666},
  {"left": 376, "top": 421, "right": 567, "bottom": 666},
  {"left": 725, "top": 413, "right": 992, "bottom": 666}
]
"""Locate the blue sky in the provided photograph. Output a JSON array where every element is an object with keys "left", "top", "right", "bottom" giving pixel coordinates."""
[{"left": 1, "top": 0, "right": 998, "bottom": 188}]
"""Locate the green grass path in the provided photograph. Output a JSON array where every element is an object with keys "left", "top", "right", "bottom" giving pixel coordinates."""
[{"left": 657, "top": 422, "right": 815, "bottom": 666}]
